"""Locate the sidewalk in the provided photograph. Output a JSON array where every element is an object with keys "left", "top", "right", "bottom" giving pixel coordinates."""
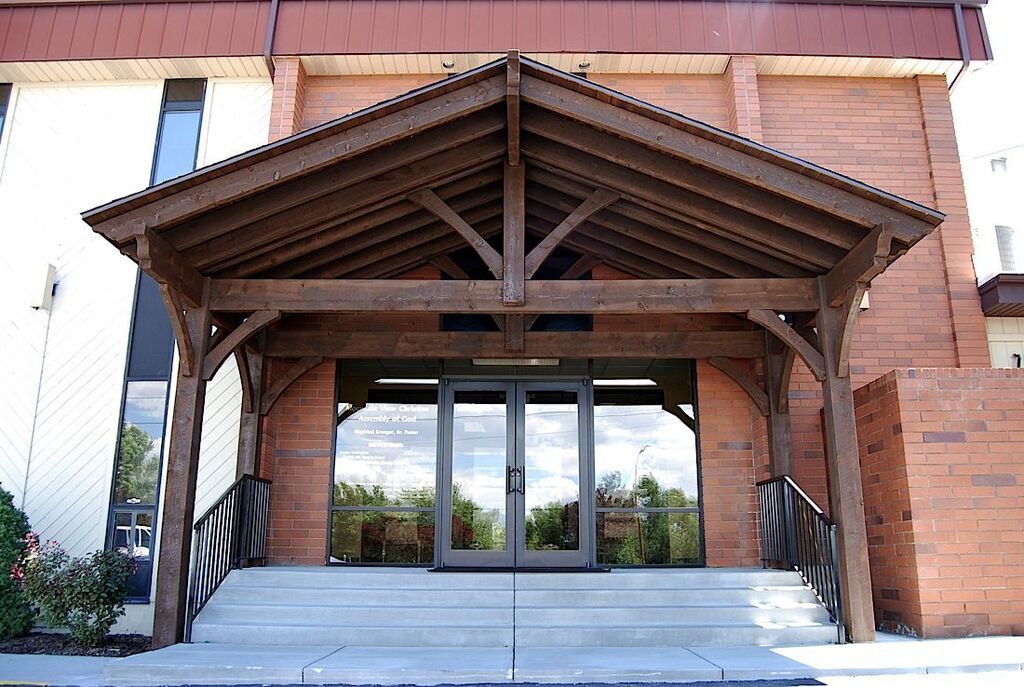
[{"left": 0, "top": 635, "right": 1021, "bottom": 686}]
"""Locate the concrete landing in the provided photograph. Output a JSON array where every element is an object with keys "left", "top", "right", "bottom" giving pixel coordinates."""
[{"left": 90, "top": 635, "right": 1024, "bottom": 686}]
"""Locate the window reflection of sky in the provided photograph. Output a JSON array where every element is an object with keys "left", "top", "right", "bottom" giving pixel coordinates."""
[
  {"left": 334, "top": 402, "right": 438, "bottom": 500},
  {"left": 594, "top": 404, "right": 698, "bottom": 501}
]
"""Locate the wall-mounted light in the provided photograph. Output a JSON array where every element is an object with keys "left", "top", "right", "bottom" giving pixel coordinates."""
[
  {"left": 29, "top": 263, "right": 56, "bottom": 310},
  {"left": 577, "top": 61, "right": 592, "bottom": 71},
  {"left": 441, "top": 60, "right": 456, "bottom": 71}
]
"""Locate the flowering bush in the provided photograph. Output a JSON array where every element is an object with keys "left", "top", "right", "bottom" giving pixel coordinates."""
[
  {"left": 23, "top": 541, "right": 136, "bottom": 647},
  {"left": 0, "top": 483, "right": 35, "bottom": 640}
]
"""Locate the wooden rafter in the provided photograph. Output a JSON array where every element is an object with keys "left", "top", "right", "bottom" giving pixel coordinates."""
[
  {"left": 708, "top": 357, "right": 769, "bottom": 416},
  {"left": 202, "top": 309, "right": 281, "bottom": 381},
  {"left": 746, "top": 308, "right": 826, "bottom": 381},
  {"left": 356, "top": 221, "right": 504, "bottom": 280},
  {"left": 525, "top": 188, "right": 619, "bottom": 278},
  {"left": 138, "top": 230, "right": 205, "bottom": 308},
  {"left": 260, "top": 356, "right": 324, "bottom": 416},
  {"left": 822, "top": 224, "right": 897, "bottom": 307},
  {"left": 409, "top": 188, "right": 504, "bottom": 278},
  {"left": 265, "top": 330, "right": 765, "bottom": 359}
]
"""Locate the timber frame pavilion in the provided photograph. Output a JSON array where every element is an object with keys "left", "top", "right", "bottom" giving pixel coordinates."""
[{"left": 83, "top": 53, "right": 945, "bottom": 648}]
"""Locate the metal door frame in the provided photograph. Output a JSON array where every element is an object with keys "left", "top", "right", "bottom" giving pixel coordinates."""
[{"left": 437, "top": 378, "right": 593, "bottom": 568}]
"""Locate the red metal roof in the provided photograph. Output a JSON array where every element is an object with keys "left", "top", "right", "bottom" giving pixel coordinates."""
[{"left": 0, "top": 1, "right": 991, "bottom": 64}]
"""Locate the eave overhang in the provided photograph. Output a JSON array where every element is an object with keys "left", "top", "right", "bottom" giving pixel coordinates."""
[{"left": 979, "top": 274, "right": 1024, "bottom": 317}]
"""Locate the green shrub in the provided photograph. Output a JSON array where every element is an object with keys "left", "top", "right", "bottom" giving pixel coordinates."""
[
  {"left": 23, "top": 541, "right": 135, "bottom": 647},
  {"left": 0, "top": 483, "right": 34, "bottom": 641}
]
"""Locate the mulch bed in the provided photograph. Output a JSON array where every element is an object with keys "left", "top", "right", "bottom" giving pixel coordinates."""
[{"left": 0, "top": 632, "right": 151, "bottom": 657}]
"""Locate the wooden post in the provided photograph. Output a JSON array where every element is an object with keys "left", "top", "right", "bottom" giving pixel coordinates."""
[
  {"left": 235, "top": 344, "right": 264, "bottom": 477},
  {"left": 152, "top": 283, "right": 212, "bottom": 648},
  {"left": 816, "top": 277, "right": 876, "bottom": 642},
  {"left": 764, "top": 334, "right": 794, "bottom": 477}
]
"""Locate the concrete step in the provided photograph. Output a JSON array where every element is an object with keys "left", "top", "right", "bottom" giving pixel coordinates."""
[
  {"left": 210, "top": 584, "right": 514, "bottom": 606},
  {"left": 515, "top": 603, "right": 833, "bottom": 626},
  {"left": 515, "top": 586, "right": 819, "bottom": 607},
  {"left": 198, "top": 602, "right": 514, "bottom": 626},
  {"left": 190, "top": 622, "right": 514, "bottom": 648},
  {"left": 226, "top": 568, "right": 512, "bottom": 590},
  {"left": 514, "top": 623, "right": 840, "bottom": 648},
  {"left": 514, "top": 569, "right": 807, "bottom": 589}
]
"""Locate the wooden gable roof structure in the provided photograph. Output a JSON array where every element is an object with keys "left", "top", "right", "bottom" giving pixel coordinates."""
[{"left": 82, "top": 53, "right": 944, "bottom": 648}]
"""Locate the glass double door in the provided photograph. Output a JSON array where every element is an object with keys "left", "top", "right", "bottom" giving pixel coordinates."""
[{"left": 439, "top": 381, "right": 592, "bottom": 568}]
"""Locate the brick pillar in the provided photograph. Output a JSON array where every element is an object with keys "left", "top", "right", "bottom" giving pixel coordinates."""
[
  {"left": 725, "top": 55, "right": 763, "bottom": 141},
  {"left": 916, "top": 76, "right": 990, "bottom": 368},
  {"left": 269, "top": 56, "right": 307, "bottom": 141}
]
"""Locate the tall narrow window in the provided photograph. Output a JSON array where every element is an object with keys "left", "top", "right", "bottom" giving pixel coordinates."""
[
  {"left": 0, "top": 84, "right": 11, "bottom": 143},
  {"left": 107, "top": 79, "right": 206, "bottom": 601},
  {"left": 996, "top": 226, "right": 1017, "bottom": 273}
]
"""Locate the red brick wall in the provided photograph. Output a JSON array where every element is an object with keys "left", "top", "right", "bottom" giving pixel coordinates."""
[
  {"left": 264, "top": 360, "right": 337, "bottom": 565},
  {"left": 303, "top": 74, "right": 436, "bottom": 128},
  {"left": 855, "top": 369, "right": 1024, "bottom": 638}
]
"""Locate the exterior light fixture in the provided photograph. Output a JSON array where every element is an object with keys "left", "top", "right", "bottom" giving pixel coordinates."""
[
  {"left": 578, "top": 61, "right": 592, "bottom": 70},
  {"left": 593, "top": 379, "right": 658, "bottom": 387},
  {"left": 471, "top": 358, "right": 560, "bottom": 367},
  {"left": 441, "top": 60, "right": 456, "bottom": 70},
  {"left": 374, "top": 378, "right": 440, "bottom": 385}
]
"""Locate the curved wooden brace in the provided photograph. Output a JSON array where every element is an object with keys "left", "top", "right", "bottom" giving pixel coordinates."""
[
  {"left": 765, "top": 335, "right": 796, "bottom": 414},
  {"left": 158, "top": 285, "right": 195, "bottom": 377},
  {"left": 202, "top": 310, "right": 281, "bottom": 381},
  {"left": 836, "top": 283, "right": 868, "bottom": 378},
  {"left": 747, "top": 308, "right": 826, "bottom": 382},
  {"left": 822, "top": 224, "right": 896, "bottom": 307},
  {"left": 234, "top": 348, "right": 254, "bottom": 414},
  {"left": 260, "top": 356, "right": 324, "bottom": 416},
  {"left": 708, "top": 357, "right": 769, "bottom": 417}
]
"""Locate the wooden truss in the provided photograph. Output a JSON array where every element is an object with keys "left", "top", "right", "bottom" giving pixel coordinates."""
[{"left": 82, "top": 53, "right": 944, "bottom": 649}]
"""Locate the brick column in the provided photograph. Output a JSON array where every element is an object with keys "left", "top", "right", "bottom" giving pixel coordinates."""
[
  {"left": 724, "top": 55, "right": 763, "bottom": 141},
  {"left": 916, "top": 76, "right": 990, "bottom": 368},
  {"left": 269, "top": 56, "right": 307, "bottom": 141}
]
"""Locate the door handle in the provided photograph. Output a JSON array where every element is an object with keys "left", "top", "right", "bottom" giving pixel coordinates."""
[
  {"left": 515, "top": 467, "right": 525, "bottom": 494},
  {"left": 506, "top": 465, "right": 516, "bottom": 494}
]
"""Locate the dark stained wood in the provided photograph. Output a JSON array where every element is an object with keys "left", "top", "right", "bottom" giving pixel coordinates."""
[
  {"left": 260, "top": 356, "right": 325, "bottom": 416},
  {"left": 151, "top": 289, "right": 211, "bottom": 648},
  {"left": 505, "top": 314, "right": 526, "bottom": 352},
  {"left": 521, "top": 135, "right": 845, "bottom": 271},
  {"left": 525, "top": 188, "right": 619, "bottom": 278},
  {"left": 211, "top": 278, "right": 820, "bottom": 314},
  {"left": 822, "top": 225, "right": 898, "bottom": 307},
  {"left": 530, "top": 227, "right": 675, "bottom": 279},
  {"left": 170, "top": 111, "right": 506, "bottom": 253},
  {"left": 189, "top": 136, "right": 506, "bottom": 270},
  {"left": 138, "top": 230, "right": 205, "bottom": 307},
  {"left": 836, "top": 283, "right": 868, "bottom": 378},
  {"left": 235, "top": 345, "right": 264, "bottom": 476},
  {"left": 507, "top": 50, "right": 521, "bottom": 167},
  {"left": 519, "top": 71, "right": 938, "bottom": 242},
  {"left": 746, "top": 309, "right": 826, "bottom": 381},
  {"left": 708, "top": 357, "right": 769, "bottom": 416},
  {"left": 409, "top": 188, "right": 504, "bottom": 278},
  {"left": 526, "top": 166, "right": 806, "bottom": 278},
  {"left": 158, "top": 285, "right": 195, "bottom": 377},
  {"left": 265, "top": 330, "right": 766, "bottom": 359},
  {"left": 503, "top": 162, "right": 526, "bottom": 304},
  {"left": 226, "top": 167, "right": 503, "bottom": 278},
  {"left": 560, "top": 255, "right": 601, "bottom": 280},
  {"left": 524, "top": 108, "right": 863, "bottom": 249},
  {"left": 354, "top": 220, "right": 504, "bottom": 280},
  {"left": 431, "top": 255, "right": 506, "bottom": 331},
  {"left": 764, "top": 334, "right": 796, "bottom": 477},
  {"left": 202, "top": 310, "right": 281, "bottom": 381},
  {"left": 94, "top": 74, "right": 507, "bottom": 244},
  {"left": 816, "top": 276, "right": 876, "bottom": 643}
]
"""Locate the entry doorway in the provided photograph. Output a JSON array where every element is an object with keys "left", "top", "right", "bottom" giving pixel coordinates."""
[{"left": 438, "top": 380, "right": 592, "bottom": 568}]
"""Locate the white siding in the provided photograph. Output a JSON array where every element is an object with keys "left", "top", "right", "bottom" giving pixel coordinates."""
[
  {"left": 987, "top": 318, "right": 1024, "bottom": 369},
  {"left": 0, "top": 83, "right": 162, "bottom": 552}
]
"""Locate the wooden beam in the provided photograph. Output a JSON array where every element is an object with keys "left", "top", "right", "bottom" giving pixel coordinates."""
[
  {"left": 746, "top": 309, "right": 826, "bottom": 381},
  {"left": 431, "top": 256, "right": 506, "bottom": 332},
  {"left": 265, "top": 330, "right": 766, "bottom": 359},
  {"left": 92, "top": 74, "right": 506, "bottom": 243},
  {"left": 505, "top": 314, "right": 526, "bottom": 352},
  {"left": 708, "top": 357, "right": 769, "bottom": 416},
  {"left": 822, "top": 225, "right": 897, "bottom": 307},
  {"left": 235, "top": 344, "right": 264, "bottom": 476},
  {"left": 525, "top": 188, "right": 619, "bottom": 278},
  {"left": 503, "top": 162, "right": 526, "bottom": 304},
  {"left": 158, "top": 285, "right": 195, "bottom": 377},
  {"left": 152, "top": 286, "right": 211, "bottom": 648},
  {"left": 202, "top": 310, "right": 281, "bottom": 381},
  {"left": 764, "top": 333, "right": 796, "bottom": 477},
  {"left": 352, "top": 221, "right": 503, "bottom": 280},
  {"left": 816, "top": 276, "right": 876, "bottom": 643},
  {"left": 561, "top": 255, "right": 601, "bottom": 280},
  {"left": 519, "top": 72, "right": 937, "bottom": 242},
  {"left": 409, "top": 188, "right": 504, "bottom": 278},
  {"left": 138, "top": 230, "right": 205, "bottom": 308},
  {"left": 211, "top": 278, "right": 821, "bottom": 314},
  {"left": 507, "top": 50, "right": 521, "bottom": 167},
  {"left": 521, "top": 135, "right": 845, "bottom": 271},
  {"left": 260, "top": 356, "right": 325, "bottom": 416}
]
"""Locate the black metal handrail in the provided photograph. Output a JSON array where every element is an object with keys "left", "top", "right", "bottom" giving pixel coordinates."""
[
  {"left": 186, "top": 474, "right": 271, "bottom": 641},
  {"left": 757, "top": 475, "right": 845, "bottom": 643}
]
